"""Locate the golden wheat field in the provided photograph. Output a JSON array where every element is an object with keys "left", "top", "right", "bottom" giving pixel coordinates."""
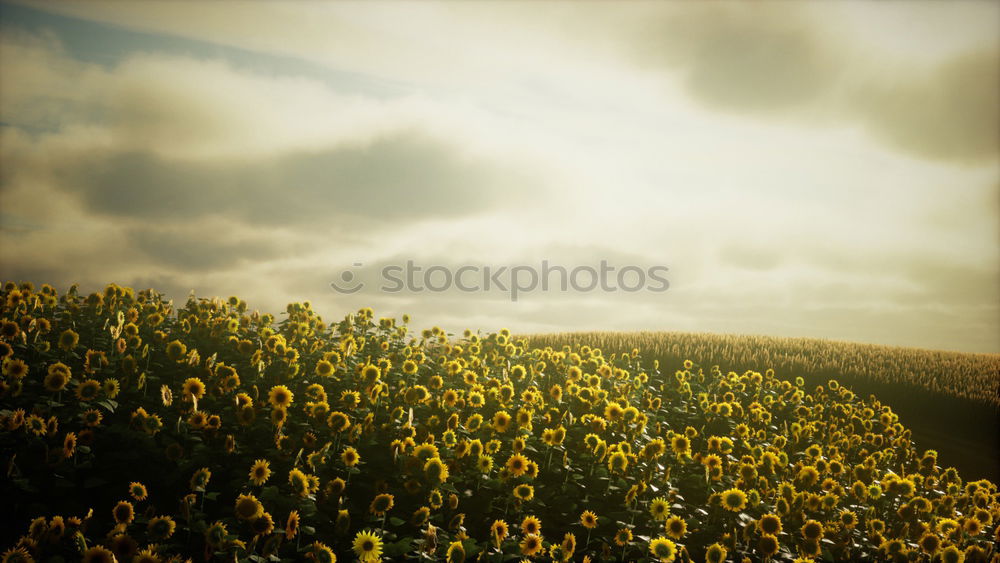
[{"left": 1, "top": 282, "right": 999, "bottom": 563}]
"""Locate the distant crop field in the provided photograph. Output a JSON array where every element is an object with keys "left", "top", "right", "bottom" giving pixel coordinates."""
[{"left": 523, "top": 332, "right": 1000, "bottom": 408}]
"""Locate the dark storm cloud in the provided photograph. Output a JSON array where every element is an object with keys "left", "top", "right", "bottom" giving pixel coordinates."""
[{"left": 52, "top": 133, "right": 530, "bottom": 225}]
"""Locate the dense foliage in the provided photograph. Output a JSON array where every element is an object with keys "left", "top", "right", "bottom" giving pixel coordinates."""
[{"left": 1, "top": 282, "right": 998, "bottom": 562}]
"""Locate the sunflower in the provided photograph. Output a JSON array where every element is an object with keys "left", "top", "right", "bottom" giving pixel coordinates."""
[
  {"left": 649, "top": 497, "right": 669, "bottom": 520},
  {"left": 315, "top": 360, "right": 334, "bottom": 378},
  {"left": 249, "top": 459, "right": 271, "bottom": 486},
  {"left": 560, "top": 532, "right": 576, "bottom": 556},
  {"left": 369, "top": 493, "right": 394, "bottom": 516},
  {"left": 670, "top": 435, "right": 690, "bottom": 456},
  {"left": 491, "top": 519, "right": 509, "bottom": 546},
  {"left": 58, "top": 329, "right": 79, "bottom": 351},
  {"left": 160, "top": 385, "right": 173, "bottom": 407},
  {"left": 342, "top": 446, "right": 360, "bottom": 467},
  {"left": 237, "top": 405, "right": 256, "bottom": 425},
  {"left": 353, "top": 530, "right": 383, "bottom": 562},
  {"left": 614, "top": 527, "right": 633, "bottom": 546},
  {"left": 285, "top": 510, "right": 300, "bottom": 539},
  {"left": 328, "top": 411, "right": 351, "bottom": 432},
  {"left": 190, "top": 467, "right": 211, "bottom": 491},
  {"left": 513, "top": 484, "right": 534, "bottom": 501},
  {"left": 758, "top": 513, "right": 782, "bottom": 535},
  {"left": 797, "top": 465, "right": 820, "bottom": 488},
  {"left": 147, "top": 515, "right": 176, "bottom": 541},
  {"left": 467, "top": 391, "right": 484, "bottom": 407},
  {"left": 81, "top": 546, "right": 116, "bottom": 563},
  {"left": 664, "top": 515, "right": 687, "bottom": 540},
  {"left": 446, "top": 540, "right": 465, "bottom": 563},
  {"left": 705, "top": 542, "right": 727, "bottom": 563},
  {"left": 293, "top": 537, "right": 331, "bottom": 563},
  {"left": 801, "top": 519, "right": 824, "bottom": 541},
  {"left": 187, "top": 411, "right": 207, "bottom": 429},
  {"left": 642, "top": 438, "right": 666, "bottom": 459},
  {"left": 519, "top": 534, "right": 542, "bottom": 557},
  {"left": 423, "top": 457, "right": 450, "bottom": 485},
  {"left": 477, "top": 454, "right": 494, "bottom": 474},
  {"left": 939, "top": 545, "right": 963, "bottom": 563},
  {"left": 204, "top": 521, "right": 228, "bottom": 548},
  {"left": 410, "top": 506, "right": 431, "bottom": 527},
  {"left": 108, "top": 533, "right": 138, "bottom": 561},
  {"left": 81, "top": 409, "right": 103, "bottom": 427},
  {"left": 604, "top": 401, "right": 624, "bottom": 421},
  {"left": 491, "top": 410, "right": 511, "bottom": 433},
  {"left": 580, "top": 510, "right": 598, "bottom": 529},
  {"left": 165, "top": 339, "right": 187, "bottom": 362},
  {"left": 964, "top": 517, "right": 982, "bottom": 535},
  {"left": 62, "top": 432, "right": 76, "bottom": 458},
  {"left": 608, "top": 451, "right": 628, "bottom": 474},
  {"left": 521, "top": 515, "right": 542, "bottom": 535},
  {"left": 720, "top": 487, "right": 748, "bottom": 512},
  {"left": 839, "top": 510, "right": 858, "bottom": 529},
  {"left": 44, "top": 364, "right": 70, "bottom": 392},
  {"left": 268, "top": 385, "right": 294, "bottom": 409},
  {"left": 235, "top": 494, "right": 264, "bottom": 521},
  {"left": 465, "top": 414, "right": 483, "bottom": 432},
  {"left": 361, "top": 364, "right": 381, "bottom": 384},
  {"left": 505, "top": 453, "right": 529, "bottom": 477},
  {"left": 75, "top": 379, "right": 101, "bottom": 402},
  {"left": 182, "top": 377, "right": 205, "bottom": 400},
  {"left": 129, "top": 482, "right": 148, "bottom": 501},
  {"left": 918, "top": 533, "right": 941, "bottom": 556},
  {"left": 289, "top": 468, "right": 310, "bottom": 497},
  {"left": 649, "top": 536, "right": 677, "bottom": 562},
  {"left": 25, "top": 414, "right": 45, "bottom": 436},
  {"left": 252, "top": 512, "right": 275, "bottom": 536},
  {"left": 757, "top": 533, "right": 779, "bottom": 557},
  {"left": 112, "top": 500, "right": 135, "bottom": 524}
]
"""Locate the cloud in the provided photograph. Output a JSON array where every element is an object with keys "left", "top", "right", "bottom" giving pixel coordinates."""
[
  {"left": 634, "top": 4, "right": 836, "bottom": 113},
  {"left": 850, "top": 50, "right": 1000, "bottom": 163},
  {"left": 125, "top": 221, "right": 290, "bottom": 272},
  {"left": 625, "top": 3, "right": 1000, "bottom": 163},
  {"left": 49, "top": 133, "right": 529, "bottom": 225}
]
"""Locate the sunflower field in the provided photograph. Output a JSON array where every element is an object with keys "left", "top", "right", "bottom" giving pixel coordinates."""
[{"left": 1, "top": 282, "right": 998, "bottom": 563}]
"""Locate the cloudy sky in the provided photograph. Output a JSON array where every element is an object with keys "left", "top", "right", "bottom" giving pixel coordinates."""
[{"left": 1, "top": 1, "right": 997, "bottom": 353}]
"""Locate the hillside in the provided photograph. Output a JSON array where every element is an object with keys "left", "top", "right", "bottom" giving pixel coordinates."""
[{"left": 1, "top": 283, "right": 998, "bottom": 562}]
